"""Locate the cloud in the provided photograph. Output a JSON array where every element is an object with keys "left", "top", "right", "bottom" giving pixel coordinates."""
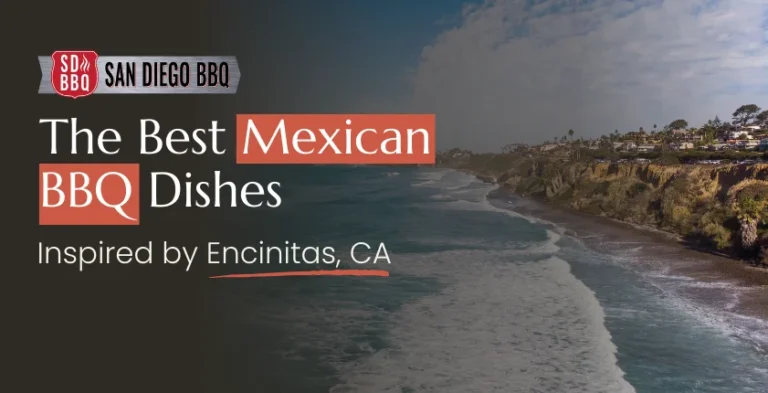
[{"left": 409, "top": 0, "right": 768, "bottom": 151}]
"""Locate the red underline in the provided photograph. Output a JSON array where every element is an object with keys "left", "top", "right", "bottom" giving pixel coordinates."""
[{"left": 209, "top": 269, "right": 390, "bottom": 279}]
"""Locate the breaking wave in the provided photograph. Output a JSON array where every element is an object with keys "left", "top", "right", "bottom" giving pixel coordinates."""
[{"left": 325, "top": 169, "right": 634, "bottom": 392}]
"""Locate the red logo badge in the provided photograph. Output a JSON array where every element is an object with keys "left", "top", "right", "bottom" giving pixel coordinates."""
[{"left": 51, "top": 50, "right": 99, "bottom": 99}]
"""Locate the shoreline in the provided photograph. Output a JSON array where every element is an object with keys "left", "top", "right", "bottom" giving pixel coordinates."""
[
  {"left": 484, "top": 185, "right": 768, "bottom": 326},
  {"left": 599, "top": 208, "right": 768, "bottom": 276},
  {"left": 464, "top": 168, "right": 768, "bottom": 276}
]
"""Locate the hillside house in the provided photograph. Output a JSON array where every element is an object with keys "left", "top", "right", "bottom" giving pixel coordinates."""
[
  {"left": 637, "top": 144, "right": 659, "bottom": 152},
  {"left": 708, "top": 143, "right": 729, "bottom": 151},
  {"left": 624, "top": 131, "right": 646, "bottom": 142},
  {"left": 585, "top": 140, "right": 602, "bottom": 150},
  {"left": 673, "top": 142, "right": 694, "bottom": 150},
  {"left": 739, "top": 140, "right": 760, "bottom": 150},
  {"left": 729, "top": 130, "right": 751, "bottom": 139},
  {"left": 539, "top": 144, "right": 558, "bottom": 152},
  {"left": 682, "top": 133, "right": 703, "bottom": 142}
]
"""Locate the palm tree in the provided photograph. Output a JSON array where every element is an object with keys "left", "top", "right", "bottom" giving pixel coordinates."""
[
  {"left": 733, "top": 197, "right": 765, "bottom": 250},
  {"left": 661, "top": 133, "right": 671, "bottom": 152},
  {"left": 566, "top": 130, "right": 578, "bottom": 159}
]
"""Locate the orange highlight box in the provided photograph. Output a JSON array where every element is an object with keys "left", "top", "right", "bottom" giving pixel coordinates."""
[
  {"left": 39, "top": 163, "right": 140, "bottom": 225},
  {"left": 236, "top": 114, "right": 435, "bottom": 164}
]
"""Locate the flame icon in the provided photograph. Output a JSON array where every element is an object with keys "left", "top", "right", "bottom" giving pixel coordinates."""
[{"left": 80, "top": 56, "right": 90, "bottom": 72}]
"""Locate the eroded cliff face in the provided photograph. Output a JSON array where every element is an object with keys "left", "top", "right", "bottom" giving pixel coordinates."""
[{"left": 437, "top": 152, "right": 768, "bottom": 265}]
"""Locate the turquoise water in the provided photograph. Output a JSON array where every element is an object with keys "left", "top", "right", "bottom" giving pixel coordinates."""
[{"left": 210, "top": 166, "right": 767, "bottom": 392}]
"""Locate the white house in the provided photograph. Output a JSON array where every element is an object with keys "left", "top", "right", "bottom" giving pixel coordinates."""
[
  {"left": 709, "top": 143, "right": 729, "bottom": 151},
  {"left": 674, "top": 142, "right": 694, "bottom": 150},
  {"left": 683, "top": 133, "right": 704, "bottom": 142},
  {"left": 540, "top": 144, "right": 558, "bottom": 152},
  {"left": 743, "top": 125, "right": 762, "bottom": 131},
  {"left": 743, "top": 140, "right": 760, "bottom": 150},
  {"left": 729, "top": 130, "right": 751, "bottom": 139}
]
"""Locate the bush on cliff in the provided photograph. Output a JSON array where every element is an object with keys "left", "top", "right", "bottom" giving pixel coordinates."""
[
  {"left": 517, "top": 176, "right": 546, "bottom": 196},
  {"left": 629, "top": 182, "right": 649, "bottom": 196},
  {"left": 697, "top": 206, "right": 733, "bottom": 250},
  {"left": 657, "top": 153, "right": 681, "bottom": 165},
  {"left": 484, "top": 154, "right": 528, "bottom": 175},
  {"left": 701, "top": 222, "right": 733, "bottom": 250},
  {"left": 661, "top": 177, "right": 697, "bottom": 233},
  {"left": 584, "top": 149, "right": 618, "bottom": 160},
  {"left": 675, "top": 150, "right": 764, "bottom": 163},
  {"left": 599, "top": 178, "right": 639, "bottom": 220}
]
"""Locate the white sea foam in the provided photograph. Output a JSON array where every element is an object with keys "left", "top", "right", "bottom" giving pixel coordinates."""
[
  {"left": 325, "top": 169, "right": 635, "bottom": 392},
  {"left": 411, "top": 169, "right": 452, "bottom": 187},
  {"left": 600, "top": 239, "right": 768, "bottom": 355},
  {"left": 428, "top": 193, "right": 454, "bottom": 201},
  {"left": 411, "top": 170, "right": 541, "bottom": 225},
  {"left": 412, "top": 169, "right": 451, "bottom": 182},
  {"left": 330, "top": 250, "right": 635, "bottom": 393},
  {"left": 644, "top": 275, "right": 768, "bottom": 354},
  {"left": 410, "top": 168, "right": 768, "bottom": 384},
  {"left": 411, "top": 169, "right": 477, "bottom": 191},
  {"left": 415, "top": 196, "right": 539, "bottom": 226},
  {"left": 480, "top": 198, "right": 539, "bottom": 224}
]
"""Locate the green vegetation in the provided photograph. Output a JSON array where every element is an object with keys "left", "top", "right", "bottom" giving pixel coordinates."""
[
  {"left": 436, "top": 149, "right": 768, "bottom": 268},
  {"left": 729, "top": 182, "right": 768, "bottom": 252},
  {"left": 438, "top": 102, "right": 768, "bottom": 268},
  {"left": 733, "top": 104, "right": 761, "bottom": 126},
  {"left": 580, "top": 148, "right": 767, "bottom": 164},
  {"left": 669, "top": 119, "right": 688, "bottom": 129},
  {"left": 545, "top": 104, "right": 768, "bottom": 158}
]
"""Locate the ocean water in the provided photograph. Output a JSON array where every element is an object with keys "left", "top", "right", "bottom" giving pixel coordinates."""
[{"left": 209, "top": 166, "right": 768, "bottom": 392}]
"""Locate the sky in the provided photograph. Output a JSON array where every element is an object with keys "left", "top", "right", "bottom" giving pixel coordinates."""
[{"left": 232, "top": 0, "right": 768, "bottom": 152}]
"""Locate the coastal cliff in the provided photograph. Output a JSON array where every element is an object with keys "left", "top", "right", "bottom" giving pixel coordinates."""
[{"left": 438, "top": 150, "right": 768, "bottom": 268}]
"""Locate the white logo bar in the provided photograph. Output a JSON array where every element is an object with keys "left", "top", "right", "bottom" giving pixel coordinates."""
[{"left": 39, "top": 56, "right": 240, "bottom": 94}]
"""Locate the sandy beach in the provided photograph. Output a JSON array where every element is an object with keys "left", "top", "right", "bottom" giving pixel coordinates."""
[{"left": 487, "top": 187, "right": 768, "bottom": 352}]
